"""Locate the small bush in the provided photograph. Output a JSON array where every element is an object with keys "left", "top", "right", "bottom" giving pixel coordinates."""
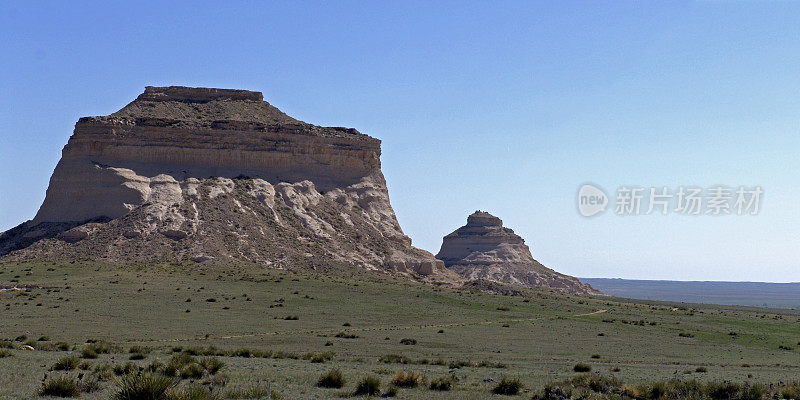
[
  {"left": 113, "top": 362, "right": 139, "bottom": 376},
  {"left": 334, "top": 332, "right": 358, "bottom": 339},
  {"left": 378, "top": 354, "right": 410, "bottom": 364},
  {"left": 130, "top": 353, "right": 147, "bottom": 360},
  {"left": 384, "top": 386, "right": 398, "bottom": 397},
  {"left": 111, "top": 372, "right": 176, "bottom": 400},
  {"left": 94, "top": 363, "right": 115, "bottom": 381},
  {"left": 199, "top": 357, "right": 224, "bottom": 374},
  {"left": 129, "top": 345, "right": 151, "bottom": 354},
  {"left": 354, "top": 376, "right": 381, "bottom": 396},
  {"left": 317, "top": 369, "right": 346, "bottom": 388},
  {"left": 283, "top": 315, "right": 299, "bottom": 320},
  {"left": 81, "top": 348, "right": 98, "bottom": 359},
  {"left": 231, "top": 348, "right": 252, "bottom": 358},
  {"left": 181, "top": 362, "right": 205, "bottom": 379},
  {"left": 695, "top": 366, "right": 708, "bottom": 373},
  {"left": 52, "top": 355, "right": 80, "bottom": 371},
  {"left": 85, "top": 340, "right": 119, "bottom": 354},
  {"left": 429, "top": 377, "right": 454, "bottom": 391},
  {"left": 573, "top": 363, "right": 592, "bottom": 372},
  {"left": 40, "top": 375, "right": 80, "bottom": 397},
  {"left": 54, "top": 342, "right": 71, "bottom": 351},
  {"left": 169, "top": 384, "right": 221, "bottom": 400},
  {"left": 0, "top": 349, "right": 12, "bottom": 358},
  {"left": 38, "top": 335, "right": 51, "bottom": 341},
  {"left": 391, "top": 371, "right": 423, "bottom": 388},
  {"left": 399, "top": 338, "right": 417, "bottom": 345},
  {"left": 493, "top": 377, "right": 522, "bottom": 395}
]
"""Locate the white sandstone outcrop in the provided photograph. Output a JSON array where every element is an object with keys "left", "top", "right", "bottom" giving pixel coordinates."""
[
  {"left": 436, "top": 211, "right": 601, "bottom": 295},
  {"left": 1, "top": 86, "right": 453, "bottom": 282}
]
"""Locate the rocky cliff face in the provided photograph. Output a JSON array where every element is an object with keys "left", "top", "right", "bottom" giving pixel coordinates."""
[
  {"left": 436, "top": 211, "right": 600, "bottom": 294},
  {"left": 0, "top": 86, "right": 453, "bottom": 281}
]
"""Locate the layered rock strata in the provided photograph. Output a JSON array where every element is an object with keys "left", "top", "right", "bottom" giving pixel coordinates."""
[
  {"left": 0, "top": 86, "right": 452, "bottom": 281},
  {"left": 436, "top": 211, "right": 600, "bottom": 294}
]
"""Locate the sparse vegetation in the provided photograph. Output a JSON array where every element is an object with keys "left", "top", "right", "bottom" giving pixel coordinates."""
[
  {"left": 391, "top": 371, "right": 423, "bottom": 388},
  {"left": 492, "top": 377, "right": 522, "bottom": 395},
  {"left": 317, "top": 368, "right": 345, "bottom": 388},
  {"left": 573, "top": 363, "right": 592, "bottom": 372},
  {"left": 111, "top": 372, "right": 176, "bottom": 400},
  {"left": 354, "top": 376, "right": 381, "bottom": 396},
  {"left": 39, "top": 375, "right": 80, "bottom": 397},
  {"left": 429, "top": 376, "right": 455, "bottom": 391},
  {"left": 52, "top": 355, "right": 80, "bottom": 371}
]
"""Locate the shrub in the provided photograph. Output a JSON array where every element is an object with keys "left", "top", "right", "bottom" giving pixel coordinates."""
[
  {"left": 378, "top": 354, "right": 410, "bottom": 364},
  {"left": 181, "top": 362, "right": 205, "bottom": 379},
  {"left": 569, "top": 374, "right": 621, "bottom": 393},
  {"left": 354, "top": 376, "right": 381, "bottom": 396},
  {"left": 52, "top": 355, "right": 80, "bottom": 371},
  {"left": 129, "top": 345, "right": 152, "bottom": 354},
  {"left": 38, "top": 335, "right": 51, "bottom": 341},
  {"left": 283, "top": 315, "right": 299, "bottom": 320},
  {"left": 493, "top": 377, "right": 522, "bottom": 395},
  {"left": 384, "top": 386, "right": 398, "bottom": 397},
  {"left": 130, "top": 353, "right": 147, "bottom": 360},
  {"left": 573, "top": 363, "right": 592, "bottom": 372},
  {"left": 429, "top": 377, "right": 454, "bottom": 391},
  {"left": 54, "top": 342, "right": 71, "bottom": 351},
  {"left": 81, "top": 348, "right": 98, "bottom": 359},
  {"left": 0, "top": 349, "right": 12, "bottom": 358},
  {"left": 168, "top": 384, "right": 221, "bottom": 400},
  {"left": 79, "top": 375, "right": 102, "bottom": 393},
  {"left": 85, "top": 340, "right": 119, "bottom": 354},
  {"left": 707, "top": 382, "right": 742, "bottom": 400},
  {"left": 780, "top": 382, "right": 800, "bottom": 399},
  {"left": 39, "top": 375, "right": 80, "bottom": 397},
  {"left": 112, "top": 372, "right": 176, "bottom": 400},
  {"left": 231, "top": 348, "right": 252, "bottom": 358},
  {"left": 199, "top": 357, "right": 224, "bottom": 374},
  {"left": 94, "top": 363, "right": 115, "bottom": 381},
  {"left": 114, "top": 362, "right": 140, "bottom": 376},
  {"left": 391, "top": 371, "right": 423, "bottom": 388},
  {"left": 399, "top": 338, "right": 417, "bottom": 345},
  {"left": 317, "top": 369, "right": 346, "bottom": 388},
  {"left": 334, "top": 332, "right": 358, "bottom": 339},
  {"left": 695, "top": 366, "right": 708, "bottom": 373}
]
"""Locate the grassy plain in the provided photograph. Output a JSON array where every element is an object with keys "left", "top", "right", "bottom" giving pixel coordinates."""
[{"left": 1, "top": 260, "right": 799, "bottom": 399}]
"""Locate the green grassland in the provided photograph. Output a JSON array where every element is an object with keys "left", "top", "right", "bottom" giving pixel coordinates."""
[{"left": 1, "top": 260, "right": 799, "bottom": 399}]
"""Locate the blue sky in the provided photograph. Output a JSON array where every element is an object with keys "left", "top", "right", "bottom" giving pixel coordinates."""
[{"left": 1, "top": 1, "right": 798, "bottom": 282}]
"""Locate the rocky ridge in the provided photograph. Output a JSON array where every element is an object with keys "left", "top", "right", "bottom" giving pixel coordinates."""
[
  {"left": 0, "top": 86, "right": 454, "bottom": 282},
  {"left": 436, "top": 211, "right": 600, "bottom": 294}
]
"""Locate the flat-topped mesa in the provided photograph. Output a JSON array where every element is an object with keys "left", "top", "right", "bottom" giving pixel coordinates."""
[
  {"left": 2, "top": 86, "right": 454, "bottom": 282},
  {"left": 136, "top": 86, "right": 264, "bottom": 102},
  {"left": 436, "top": 211, "right": 601, "bottom": 295},
  {"left": 33, "top": 86, "right": 382, "bottom": 224}
]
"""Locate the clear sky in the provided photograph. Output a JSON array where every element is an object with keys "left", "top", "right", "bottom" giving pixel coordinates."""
[{"left": 1, "top": 1, "right": 798, "bottom": 282}]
